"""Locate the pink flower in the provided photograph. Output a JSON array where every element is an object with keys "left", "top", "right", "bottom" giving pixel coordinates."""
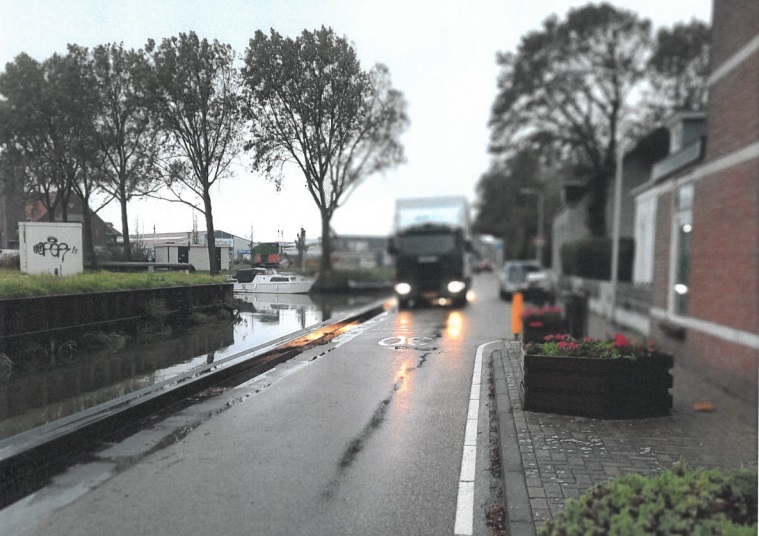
[
  {"left": 544, "top": 335, "right": 554, "bottom": 341},
  {"left": 558, "top": 341, "right": 568, "bottom": 349},
  {"left": 568, "top": 342, "right": 578, "bottom": 350},
  {"left": 582, "top": 337, "right": 594, "bottom": 343}
]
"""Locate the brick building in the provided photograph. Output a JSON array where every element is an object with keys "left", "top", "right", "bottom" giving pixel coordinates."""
[
  {"left": 640, "top": 1, "right": 758, "bottom": 398},
  {"left": 24, "top": 195, "right": 121, "bottom": 253}
]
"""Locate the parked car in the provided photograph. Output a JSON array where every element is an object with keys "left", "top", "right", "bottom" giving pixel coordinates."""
[{"left": 498, "top": 260, "right": 554, "bottom": 304}]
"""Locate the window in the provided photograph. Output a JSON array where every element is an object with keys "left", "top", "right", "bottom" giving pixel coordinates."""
[
  {"left": 633, "top": 196, "right": 657, "bottom": 284},
  {"left": 672, "top": 184, "right": 693, "bottom": 315},
  {"left": 398, "top": 234, "right": 456, "bottom": 255}
]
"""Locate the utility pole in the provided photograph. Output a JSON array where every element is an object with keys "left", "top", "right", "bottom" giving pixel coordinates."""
[{"left": 519, "top": 188, "right": 545, "bottom": 265}]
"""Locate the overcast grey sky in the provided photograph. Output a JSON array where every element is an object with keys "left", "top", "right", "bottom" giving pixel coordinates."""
[{"left": 0, "top": 1, "right": 711, "bottom": 242}]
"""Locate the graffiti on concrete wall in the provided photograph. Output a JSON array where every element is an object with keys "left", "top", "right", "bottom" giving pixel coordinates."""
[
  {"left": 32, "top": 236, "right": 79, "bottom": 262},
  {"left": 20, "top": 222, "right": 83, "bottom": 276}
]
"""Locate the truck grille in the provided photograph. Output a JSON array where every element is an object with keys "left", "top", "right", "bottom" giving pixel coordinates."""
[{"left": 415, "top": 264, "right": 442, "bottom": 290}]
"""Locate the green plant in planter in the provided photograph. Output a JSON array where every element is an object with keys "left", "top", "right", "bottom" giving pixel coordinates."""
[
  {"left": 525, "top": 333, "right": 664, "bottom": 360},
  {"left": 521, "top": 334, "right": 674, "bottom": 418},
  {"left": 539, "top": 462, "right": 758, "bottom": 535}
]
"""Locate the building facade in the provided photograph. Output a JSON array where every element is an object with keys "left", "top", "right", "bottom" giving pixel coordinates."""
[{"left": 642, "top": 1, "right": 758, "bottom": 397}]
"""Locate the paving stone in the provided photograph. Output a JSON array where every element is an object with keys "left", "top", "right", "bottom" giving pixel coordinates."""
[{"left": 493, "top": 340, "right": 757, "bottom": 534}]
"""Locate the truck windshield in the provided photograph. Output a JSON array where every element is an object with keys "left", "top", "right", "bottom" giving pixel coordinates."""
[{"left": 398, "top": 234, "right": 456, "bottom": 255}]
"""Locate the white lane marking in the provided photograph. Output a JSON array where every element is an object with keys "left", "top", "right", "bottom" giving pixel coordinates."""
[
  {"left": 467, "top": 400, "right": 479, "bottom": 420},
  {"left": 464, "top": 419, "right": 477, "bottom": 446},
  {"left": 454, "top": 341, "right": 501, "bottom": 535},
  {"left": 454, "top": 482, "right": 475, "bottom": 535},
  {"left": 460, "top": 446, "right": 476, "bottom": 482}
]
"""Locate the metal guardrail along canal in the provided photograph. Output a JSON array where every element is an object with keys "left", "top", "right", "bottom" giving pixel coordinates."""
[{"left": 0, "top": 298, "right": 392, "bottom": 509}]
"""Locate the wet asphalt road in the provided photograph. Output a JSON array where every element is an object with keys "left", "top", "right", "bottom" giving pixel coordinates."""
[{"left": 6, "top": 274, "right": 512, "bottom": 535}]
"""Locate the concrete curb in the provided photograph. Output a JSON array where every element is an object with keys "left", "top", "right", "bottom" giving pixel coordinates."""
[{"left": 491, "top": 339, "right": 536, "bottom": 536}]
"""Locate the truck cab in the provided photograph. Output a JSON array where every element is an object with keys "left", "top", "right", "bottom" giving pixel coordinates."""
[{"left": 390, "top": 222, "right": 472, "bottom": 309}]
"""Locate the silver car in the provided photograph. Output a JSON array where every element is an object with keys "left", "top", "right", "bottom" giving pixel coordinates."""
[{"left": 498, "top": 260, "right": 554, "bottom": 303}]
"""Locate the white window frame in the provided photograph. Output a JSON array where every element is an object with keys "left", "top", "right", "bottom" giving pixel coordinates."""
[
  {"left": 633, "top": 194, "right": 657, "bottom": 284},
  {"left": 668, "top": 182, "right": 694, "bottom": 316}
]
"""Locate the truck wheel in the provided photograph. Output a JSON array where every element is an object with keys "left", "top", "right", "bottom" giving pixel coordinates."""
[{"left": 397, "top": 298, "right": 410, "bottom": 310}]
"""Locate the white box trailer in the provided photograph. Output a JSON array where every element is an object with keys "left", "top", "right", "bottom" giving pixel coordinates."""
[
  {"left": 154, "top": 244, "right": 229, "bottom": 271},
  {"left": 394, "top": 196, "right": 471, "bottom": 236}
]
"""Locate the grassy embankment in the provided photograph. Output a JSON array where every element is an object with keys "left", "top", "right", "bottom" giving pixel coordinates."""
[
  {"left": 0, "top": 266, "right": 394, "bottom": 298},
  {"left": 0, "top": 269, "right": 225, "bottom": 299}
]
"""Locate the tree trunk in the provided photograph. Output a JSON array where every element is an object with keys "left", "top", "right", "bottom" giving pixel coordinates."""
[
  {"left": 319, "top": 210, "right": 333, "bottom": 275},
  {"left": 119, "top": 181, "right": 131, "bottom": 261},
  {"left": 120, "top": 196, "right": 131, "bottom": 261},
  {"left": 203, "top": 191, "right": 218, "bottom": 275},
  {"left": 81, "top": 202, "right": 98, "bottom": 270},
  {"left": 586, "top": 170, "right": 608, "bottom": 237}
]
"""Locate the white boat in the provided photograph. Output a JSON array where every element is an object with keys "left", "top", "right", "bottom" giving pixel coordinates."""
[
  {"left": 234, "top": 292, "right": 315, "bottom": 311},
  {"left": 228, "top": 267, "right": 314, "bottom": 294}
]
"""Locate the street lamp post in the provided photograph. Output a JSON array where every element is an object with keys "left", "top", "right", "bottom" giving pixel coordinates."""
[
  {"left": 519, "top": 188, "right": 545, "bottom": 266},
  {"left": 610, "top": 144, "right": 625, "bottom": 323}
]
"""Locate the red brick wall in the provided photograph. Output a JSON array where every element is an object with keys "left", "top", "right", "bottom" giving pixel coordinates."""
[
  {"left": 709, "top": 0, "right": 759, "bottom": 68},
  {"left": 705, "top": 49, "right": 759, "bottom": 160},
  {"left": 691, "top": 159, "right": 759, "bottom": 332}
]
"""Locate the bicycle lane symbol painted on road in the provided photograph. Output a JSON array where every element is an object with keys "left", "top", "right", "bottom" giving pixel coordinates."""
[{"left": 378, "top": 336, "right": 435, "bottom": 349}]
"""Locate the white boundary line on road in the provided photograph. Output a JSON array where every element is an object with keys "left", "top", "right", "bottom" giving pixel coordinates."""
[{"left": 454, "top": 341, "right": 501, "bottom": 535}]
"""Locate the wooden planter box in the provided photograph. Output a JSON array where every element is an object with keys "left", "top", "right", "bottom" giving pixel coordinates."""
[{"left": 520, "top": 353, "right": 673, "bottom": 419}]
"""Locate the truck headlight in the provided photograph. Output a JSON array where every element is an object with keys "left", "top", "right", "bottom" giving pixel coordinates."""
[
  {"left": 395, "top": 282, "right": 412, "bottom": 295},
  {"left": 447, "top": 281, "right": 466, "bottom": 293}
]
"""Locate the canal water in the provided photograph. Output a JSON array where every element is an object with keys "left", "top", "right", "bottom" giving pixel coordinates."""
[{"left": 0, "top": 292, "right": 388, "bottom": 440}]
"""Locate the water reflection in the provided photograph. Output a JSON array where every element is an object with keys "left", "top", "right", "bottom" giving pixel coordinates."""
[{"left": 0, "top": 292, "right": 385, "bottom": 440}]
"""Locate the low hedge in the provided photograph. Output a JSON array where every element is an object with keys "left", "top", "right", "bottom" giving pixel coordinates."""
[{"left": 539, "top": 463, "right": 757, "bottom": 535}]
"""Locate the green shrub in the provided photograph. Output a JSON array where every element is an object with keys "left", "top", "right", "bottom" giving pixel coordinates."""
[
  {"left": 560, "top": 237, "right": 634, "bottom": 281},
  {"left": 539, "top": 463, "right": 758, "bottom": 535}
]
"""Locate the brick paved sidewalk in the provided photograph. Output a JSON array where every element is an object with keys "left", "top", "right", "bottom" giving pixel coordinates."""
[{"left": 491, "top": 340, "right": 758, "bottom": 536}]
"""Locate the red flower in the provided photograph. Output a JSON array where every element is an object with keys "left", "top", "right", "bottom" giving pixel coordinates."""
[
  {"left": 569, "top": 342, "right": 578, "bottom": 350},
  {"left": 558, "top": 341, "right": 568, "bottom": 349},
  {"left": 544, "top": 334, "right": 554, "bottom": 341},
  {"left": 613, "top": 333, "right": 630, "bottom": 348}
]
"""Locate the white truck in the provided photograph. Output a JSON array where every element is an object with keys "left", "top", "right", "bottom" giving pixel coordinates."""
[{"left": 389, "top": 196, "right": 473, "bottom": 308}]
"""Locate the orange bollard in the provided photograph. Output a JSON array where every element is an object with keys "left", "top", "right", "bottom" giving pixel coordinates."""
[{"left": 511, "top": 291, "right": 524, "bottom": 340}]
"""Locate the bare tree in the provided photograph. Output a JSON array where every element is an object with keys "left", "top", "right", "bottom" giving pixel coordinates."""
[
  {"left": 138, "top": 32, "right": 245, "bottom": 274},
  {"left": 0, "top": 53, "right": 74, "bottom": 224},
  {"left": 490, "top": 4, "right": 651, "bottom": 236},
  {"left": 242, "top": 27, "right": 408, "bottom": 274},
  {"left": 79, "top": 43, "right": 163, "bottom": 261}
]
